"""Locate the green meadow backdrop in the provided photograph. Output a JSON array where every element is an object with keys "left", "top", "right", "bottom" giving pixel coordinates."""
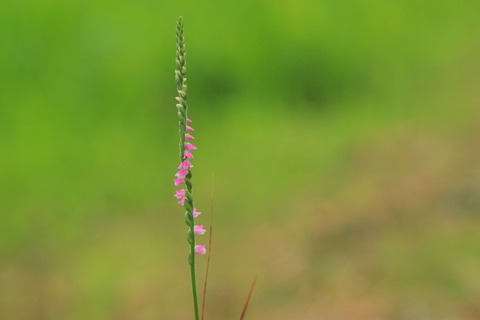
[{"left": 1, "top": 0, "right": 479, "bottom": 319}]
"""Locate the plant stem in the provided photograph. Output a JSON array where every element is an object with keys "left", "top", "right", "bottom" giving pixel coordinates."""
[
  {"left": 186, "top": 172, "right": 199, "bottom": 320},
  {"left": 189, "top": 226, "right": 200, "bottom": 320}
]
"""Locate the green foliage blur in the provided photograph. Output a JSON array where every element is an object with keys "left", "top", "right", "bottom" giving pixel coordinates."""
[{"left": 1, "top": 0, "right": 479, "bottom": 319}]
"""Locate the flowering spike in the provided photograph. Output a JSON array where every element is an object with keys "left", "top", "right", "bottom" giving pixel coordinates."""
[{"left": 174, "top": 17, "right": 202, "bottom": 320}]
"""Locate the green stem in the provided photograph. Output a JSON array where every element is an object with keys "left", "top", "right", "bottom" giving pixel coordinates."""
[
  {"left": 189, "top": 224, "right": 199, "bottom": 320},
  {"left": 185, "top": 173, "right": 199, "bottom": 320}
]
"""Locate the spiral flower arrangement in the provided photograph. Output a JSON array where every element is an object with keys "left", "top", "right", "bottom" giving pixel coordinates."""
[
  {"left": 172, "top": 17, "right": 255, "bottom": 320},
  {"left": 172, "top": 16, "right": 205, "bottom": 320}
]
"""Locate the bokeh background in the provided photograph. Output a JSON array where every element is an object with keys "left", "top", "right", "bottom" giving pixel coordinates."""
[{"left": 1, "top": 0, "right": 480, "bottom": 319}]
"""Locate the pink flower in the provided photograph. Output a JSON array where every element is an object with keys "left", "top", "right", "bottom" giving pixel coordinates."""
[
  {"left": 194, "top": 225, "right": 206, "bottom": 235},
  {"left": 193, "top": 208, "right": 201, "bottom": 218},
  {"left": 178, "top": 160, "right": 193, "bottom": 169},
  {"left": 184, "top": 151, "right": 194, "bottom": 159},
  {"left": 173, "top": 177, "right": 185, "bottom": 186},
  {"left": 185, "top": 134, "right": 195, "bottom": 140},
  {"left": 177, "top": 197, "right": 186, "bottom": 205},
  {"left": 175, "top": 168, "right": 189, "bottom": 177},
  {"left": 187, "top": 118, "right": 192, "bottom": 123},
  {"left": 194, "top": 245, "right": 206, "bottom": 255},
  {"left": 186, "top": 125, "right": 194, "bottom": 131},
  {"left": 184, "top": 143, "right": 197, "bottom": 150},
  {"left": 174, "top": 189, "right": 185, "bottom": 199}
]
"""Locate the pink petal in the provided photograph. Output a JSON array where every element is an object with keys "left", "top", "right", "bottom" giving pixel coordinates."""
[
  {"left": 194, "top": 225, "right": 206, "bottom": 235},
  {"left": 194, "top": 245, "right": 207, "bottom": 255},
  {"left": 187, "top": 118, "right": 193, "bottom": 123},
  {"left": 185, "top": 134, "right": 195, "bottom": 140},
  {"left": 173, "top": 189, "right": 186, "bottom": 198},
  {"left": 177, "top": 196, "right": 186, "bottom": 205},
  {"left": 175, "top": 168, "right": 189, "bottom": 177},
  {"left": 193, "top": 208, "right": 201, "bottom": 218},
  {"left": 173, "top": 177, "right": 185, "bottom": 186},
  {"left": 178, "top": 160, "right": 193, "bottom": 169},
  {"left": 184, "top": 143, "right": 197, "bottom": 150},
  {"left": 186, "top": 125, "right": 194, "bottom": 131},
  {"left": 184, "top": 151, "right": 194, "bottom": 159}
]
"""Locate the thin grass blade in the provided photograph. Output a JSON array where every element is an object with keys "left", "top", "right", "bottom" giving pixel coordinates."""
[
  {"left": 239, "top": 276, "right": 257, "bottom": 320},
  {"left": 201, "top": 174, "right": 215, "bottom": 320}
]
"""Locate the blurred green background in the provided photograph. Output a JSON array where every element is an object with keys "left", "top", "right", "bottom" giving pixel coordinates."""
[{"left": 1, "top": 0, "right": 480, "bottom": 319}]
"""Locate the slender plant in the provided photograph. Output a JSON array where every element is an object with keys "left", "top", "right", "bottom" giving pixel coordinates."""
[
  {"left": 172, "top": 16, "right": 206, "bottom": 320},
  {"left": 172, "top": 17, "right": 255, "bottom": 320}
]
